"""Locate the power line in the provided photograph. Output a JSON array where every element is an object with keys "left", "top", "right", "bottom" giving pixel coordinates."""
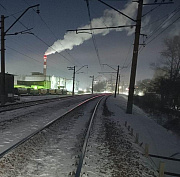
[
  {"left": 148, "top": 7, "right": 180, "bottom": 40},
  {"left": 139, "top": 6, "right": 180, "bottom": 53},
  {"left": 38, "top": 14, "right": 82, "bottom": 66},
  {"left": 0, "top": 4, "right": 71, "bottom": 73},
  {"left": 146, "top": 15, "right": 180, "bottom": 46},
  {"left": 142, "top": 11, "right": 170, "bottom": 29},
  {"left": 1, "top": 3, "right": 77, "bottom": 66},
  {"left": 85, "top": 0, "right": 102, "bottom": 69},
  {"left": 31, "top": 33, "right": 74, "bottom": 64},
  {"left": 7, "top": 9, "right": 26, "bottom": 17},
  {"left": 22, "top": 0, "right": 82, "bottom": 66},
  {"left": 6, "top": 46, "right": 70, "bottom": 75},
  {"left": 0, "top": 3, "right": 7, "bottom": 11},
  {"left": 7, "top": 31, "right": 73, "bottom": 69},
  {"left": 142, "top": 4, "right": 161, "bottom": 17},
  {"left": 6, "top": 46, "right": 43, "bottom": 65},
  {"left": 122, "top": 42, "right": 133, "bottom": 68},
  {"left": 7, "top": 38, "right": 69, "bottom": 73}
]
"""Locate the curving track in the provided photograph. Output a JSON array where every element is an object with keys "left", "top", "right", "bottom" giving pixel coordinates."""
[
  {"left": 0, "top": 94, "right": 158, "bottom": 177},
  {"left": 0, "top": 94, "right": 106, "bottom": 176},
  {"left": 0, "top": 95, "right": 87, "bottom": 113}
]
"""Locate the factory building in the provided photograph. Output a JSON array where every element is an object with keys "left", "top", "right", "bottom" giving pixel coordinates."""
[
  {"left": 14, "top": 72, "right": 79, "bottom": 92},
  {"left": 15, "top": 72, "right": 65, "bottom": 89},
  {"left": 14, "top": 55, "right": 79, "bottom": 93}
]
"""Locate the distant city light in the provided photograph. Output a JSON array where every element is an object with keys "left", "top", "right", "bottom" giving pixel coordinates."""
[{"left": 138, "top": 92, "right": 144, "bottom": 96}]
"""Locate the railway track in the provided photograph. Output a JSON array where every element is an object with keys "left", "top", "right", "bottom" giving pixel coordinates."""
[
  {"left": 0, "top": 94, "right": 90, "bottom": 113},
  {"left": 0, "top": 94, "right": 106, "bottom": 177},
  {"left": 0, "top": 93, "right": 158, "bottom": 177}
]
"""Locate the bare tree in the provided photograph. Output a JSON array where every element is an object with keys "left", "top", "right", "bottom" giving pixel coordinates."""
[
  {"left": 94, "top": 81, "right": 106, "bottom": 92},
  {"left": 161, "top": 35, "right": 180, "bottom": 81},
  {"left": 150, "top": 35, "right": 180, "bottom": 109}
]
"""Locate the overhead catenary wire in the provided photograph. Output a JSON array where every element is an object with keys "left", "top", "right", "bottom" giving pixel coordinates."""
[
  {"left": 85, "top": 0, "right": 102, "bottom": 69},
  {"left": 5, "top": 46, "right": 44, "bottom": 68},
  {"left": 22, "top": 0, "right": 82, "bottom": 66},
  {"left": 138, "top": 5, "right": 180, "bottom": 53},
  {"left": 37, "top": 14, "right": 82, "bottom": 66},
  {"left": 1, "top": 3, "right": 77, "bottom": 66},
  {"left": 6, "top": 46, "right": 43, "bottom": 65},
  {"left": 7, "top": 38, "right": 70, "bottom": 74},
  {"left": 0, "top": 3, "right": 7, "bottom": 11},
  {"left": 6, "top": 46, "right": 70, "bottom": 75},
  {"left": 122, "top": 42, "right": 133, "bottom": 68},
  {"left": 142, "top": 4, "right": 161, "bottom": 17},
  {"left": 147, "top": 6, "right": 180, "bottom": 41},
  {"left": 146, "top": 15, "right": 180, "bottom": 46},
  {"left": 141, "top": 11, "right": 170, "bottom": 29},
  {"left": 31, "top": 33, "right": 75, "bottom": 65},
  {"left": 0, "top": 4, "right": 71, "bottom": 74}
]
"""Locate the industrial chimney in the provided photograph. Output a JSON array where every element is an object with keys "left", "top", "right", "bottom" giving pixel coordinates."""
[{"left": 43, "top": 55, "right": 47, "bottom": 76}]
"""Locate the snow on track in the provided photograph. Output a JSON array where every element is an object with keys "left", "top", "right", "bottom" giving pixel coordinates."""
[
  {"left": 0, "top": 97, "right": 100, "bottom": 177},
  {"left": 0, "top": 94, "right": 179, "bottom": 176},
  {"left": 81, "top": 96, "right": 157, "bottom": 177},
  {"left": 0, "top": 95, "right": 95, "bottom": 154}
]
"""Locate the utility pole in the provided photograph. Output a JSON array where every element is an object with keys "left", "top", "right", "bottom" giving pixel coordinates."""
[
  {"left": 0, "top": 4, "right": 39, "bottom": 105},
  {"left": 114, "top": 65, "right": 119, "bottom": 98},
  {"left": 67, "top": 66, "right": 76, "bottom": 96},
  {"left": 90, "top": 75, "right": 94, "bottom": 94},
  {"left": 68, "top": 65, "right": 88, "bottom": 96},
  {"left": 1, "top": 15, "right": 5, "bottom": 105},
  {"left": 118, "top": 74, "right": 120, "bottom": 95},
  {"left": 101, "top": 64, "right": 123, "bottom": 97},
  {"left": 111, "top": 75, "right": 113, "bottom": 92},
  {"left": 72, "top": 66, "right": 75, "bottom": 96},
  {"left": 126, "top": 0, "right": 143, "bottom": 114}
]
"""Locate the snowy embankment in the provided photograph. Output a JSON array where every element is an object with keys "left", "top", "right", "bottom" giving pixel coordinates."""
[
  {"left": 107, "top": 95, "right": 180, "bottom": 175},
  {"left": 81, "top": 96, "right": 157, "bottom": 177}
]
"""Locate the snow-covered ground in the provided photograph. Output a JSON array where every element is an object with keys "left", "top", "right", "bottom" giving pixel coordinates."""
[
  {"left": 0, "top": 94, "right": 94, "bottom": 154},
  {"left": 0, "top": 94, "right": 179, "bottom": 176},
  {"left": 107, "top": 95, "right": 180, "bottom": 175},
  {"left": 13, "top": 94, "right": 72, "bottom": 103},
  {"left": 81, "top": 97, "right": 157, "bottom": 177},
  {"left": 0, "top": 100, "right": 97, "bottom": 177}
]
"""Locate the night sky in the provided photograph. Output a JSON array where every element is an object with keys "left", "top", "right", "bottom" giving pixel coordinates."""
[{"left": 1, "top": 0, "right": 180, "bottom": 89}]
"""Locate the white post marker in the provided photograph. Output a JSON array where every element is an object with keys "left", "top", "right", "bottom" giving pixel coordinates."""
[
  {"left": 135, "top": 133, "right": 139, "bottom": 144},
  {"left": 159, "top": 162, "right": 165, "bottom": 177},
  {"left": 144, "top": 143, "right": 149, "bottom": 157}
]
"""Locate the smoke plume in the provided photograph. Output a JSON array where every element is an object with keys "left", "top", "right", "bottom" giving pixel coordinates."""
[{"left": 45, "top": 1, "right": 138, "bottom": 55}]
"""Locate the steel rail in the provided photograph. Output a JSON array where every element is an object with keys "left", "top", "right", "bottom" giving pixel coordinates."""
[
  {"left": 75, "top": 96, "right": 105, "bottom": 177},
  {"left": 0, "top": 94, "right": 92, "bottom": 113},
  {"left": 0, "top": 95, "right": 73, "bottom": 108},
  {"left": 0, "top": 94, "right": 105, "bottom": 159},
  {"left": 149, "top": 154, "right": 180, "bottom": 162}
]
